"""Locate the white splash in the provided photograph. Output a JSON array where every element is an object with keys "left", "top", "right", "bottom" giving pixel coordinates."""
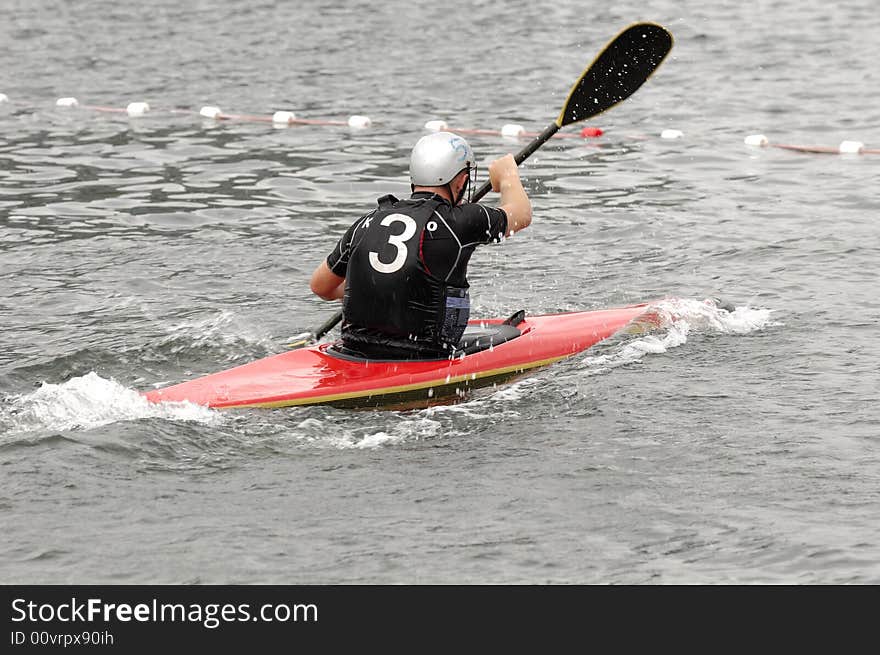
[
  {"left": 152, "top": 310, "right": 275, "bottom": 358},
  {"left": 293, "top": 414, "right": 444, "bottom": 449},
  {"left": 582, "top": 297, "right": 776, "bottom": 374},
  {"left": 350, "top": 430, "right": 409, "bottom": 449},
  {"left": 1, "top": 372, "right": 220, "bottom": 435}
]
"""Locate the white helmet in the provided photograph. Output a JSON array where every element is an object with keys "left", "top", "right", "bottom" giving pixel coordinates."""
[{"left": 410, "top": 131, "right": 475, "bottom": 186}]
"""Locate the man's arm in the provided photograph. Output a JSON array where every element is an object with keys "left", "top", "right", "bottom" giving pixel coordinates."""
[
  {"left": 489, "top": 154, "right": 531, "bottom": 235},
  {"left": 310, "top": 261, "right": 345, "bottom": 301},
  {"left": 311, "top": 217, "right": 361, "bottom": 301}
]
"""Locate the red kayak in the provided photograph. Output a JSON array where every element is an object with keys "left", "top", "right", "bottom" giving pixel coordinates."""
[{"left": 144, "top": 303, "right": 654, "bottom": 409}]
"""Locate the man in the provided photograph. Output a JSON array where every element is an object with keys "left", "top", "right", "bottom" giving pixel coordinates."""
[{"left": 310, "top": 131, "right": 532, "bottom": 359}]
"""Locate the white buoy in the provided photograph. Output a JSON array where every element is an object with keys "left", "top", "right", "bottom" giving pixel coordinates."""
[
  {"left": 126, "top": 101, "right": 150, "bottom": 117},
  {"left": 501, "top": 123, "right": 525, "bottom": 138},
  {"left": 347, "top": 115, "right": 372, "bottom": 128},
  {"left": 744, "top": 134, "right": 769, "bottom": 147},
  {"left": 838, "top": 140, "right": 864, "bottom": 154},
  {"left": 199, "top": 106, "right": 222, "bottom": 119},
  {"left": 424, "top": 119, "right": 448, "bottom": 132},
  {"left": 0, "top": 93, "right": 8, "bottom": 104},
  {"left": 272, "top": 110, "right": 296, "bottom": 125},
  {"left": 660, "top": 129, "right": 683, "bottom": 139},
  {"left": 56, "top": 97, "right": 79, "bottom": 108}
]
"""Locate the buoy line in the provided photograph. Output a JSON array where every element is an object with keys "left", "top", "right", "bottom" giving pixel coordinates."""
[
  {"left": 423, "top": 119, "right": 605, "bottom": 140},
  {"left": 0, "top": 93, "right": 876, "bottom": 155},
  {"left": 0, "top": 94, "right": 609, "bottom": 142},
  {"left": 50, "top": 97, "right": 367, "bottom": 127},
  {"left": 744, "top": 134, "right": 880, "bottom": 155}
]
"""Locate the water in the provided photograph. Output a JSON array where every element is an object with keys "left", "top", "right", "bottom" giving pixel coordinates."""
[{"left": 1, "top": 0, "right": 878, "bottom": 584}]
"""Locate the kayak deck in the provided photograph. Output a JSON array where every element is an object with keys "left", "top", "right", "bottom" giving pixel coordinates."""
[{"left": 144, "top": 303, "right": 653, "bottom": 409}]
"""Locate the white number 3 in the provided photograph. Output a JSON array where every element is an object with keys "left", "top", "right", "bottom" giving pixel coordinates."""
[{"left": 369, "top": 213, "right": 417, "bottom": 274}]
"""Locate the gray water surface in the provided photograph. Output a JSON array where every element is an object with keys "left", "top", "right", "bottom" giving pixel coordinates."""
[{"left": 1, "top": 0, "right": 879, "bottom": 583}]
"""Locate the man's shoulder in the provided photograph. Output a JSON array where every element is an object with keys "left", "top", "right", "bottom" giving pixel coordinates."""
[
  {"left": 448, "top": 202, "right": 507, "bottom": 242},
  {"left": 450, "top": 201, "right": 505, "bottom": 221}
]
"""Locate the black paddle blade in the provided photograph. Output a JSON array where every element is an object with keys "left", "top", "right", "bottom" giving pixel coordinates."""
[{"left": 557, "top": 22, "right": 673, "bottom": 127}]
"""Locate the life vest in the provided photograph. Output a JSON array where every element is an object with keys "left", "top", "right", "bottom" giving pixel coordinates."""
[{"left": 341, "top": 194, "right": 471, "bottom": 357}]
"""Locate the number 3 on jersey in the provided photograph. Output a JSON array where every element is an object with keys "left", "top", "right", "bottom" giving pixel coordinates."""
[{"left": 369, "top": 213, "right": 418, "bottom": 274}]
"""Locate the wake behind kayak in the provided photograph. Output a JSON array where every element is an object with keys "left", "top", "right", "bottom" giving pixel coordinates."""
[{"left": 143, "top": 303, "right": 654, "bottom": 410}]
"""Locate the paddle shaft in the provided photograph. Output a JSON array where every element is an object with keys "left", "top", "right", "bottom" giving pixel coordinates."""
[
  {"left": 470, "top": 123, "right": 560, "bottom": 201},
  {"left": 309, "top": 311, "right": 347, "bottom": 343}
]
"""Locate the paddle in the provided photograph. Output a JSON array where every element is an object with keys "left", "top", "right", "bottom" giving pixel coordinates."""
[{"left": 289, "top": 22, "right": 673, "bottom": 349}]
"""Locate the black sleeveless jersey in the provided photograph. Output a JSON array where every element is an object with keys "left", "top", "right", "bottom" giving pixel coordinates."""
[{"left": 326, "top": 192, "right": 507, "bottom": 357}]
